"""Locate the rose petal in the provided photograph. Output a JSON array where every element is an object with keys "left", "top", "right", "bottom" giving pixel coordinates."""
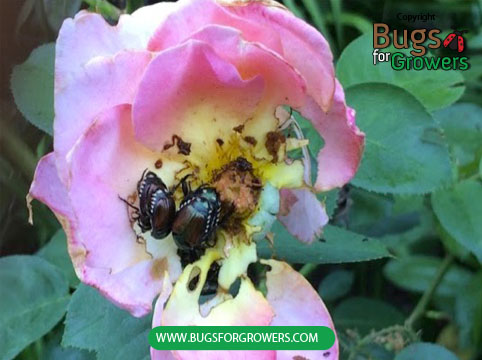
[
  {"left": 148, "top": 0, "right": 283, "bottom": 55},
  {"left": 56, "top": 2, "right": 176, "bottom": 84},
  {"left": 263, "top": 260, "right": 339, "bottom": 360},
  {"left": 28, "top": 153, "right": 84, "bottom": 275},
  {"left": 147, "top": 0, "right": 334, "bottom": 110},
  {"left": 133, "top": 39, "right": 264, "bottom": 154},
  {"left": 301, "top": 81, "right": 365, "bottom": 191},
  {"left": 119, "top": 1, "right": 180, "bottom": 48},
  {"left": 185, "top": 25, "right": 307, "bottom": 148},
  {"left": 54, "top": 50, "right": 152, "bottom": 184},
  {"left": 225, "top": 1, "right": 335, "bottom": 111},
  {"left": 162, "top": 250, "right": 275, "bottom": 360},
  {"left": 67, "top": 104, "right": 181, "bottom": 316},
  {"left": 278, "top": 188, "right": 329, "bottom": 243},
  {"left": 54, "top": 1, "right": 183, "bottom": 183},
  {"left": 175, "top": 351, "right": 275, "bottom": 360},
  {"left": 151, "top": 275, "right": 176, "bottom": 360}
]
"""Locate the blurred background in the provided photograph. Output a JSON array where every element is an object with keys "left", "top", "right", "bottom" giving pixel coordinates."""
[{"left": 1, "top": 0, "right": 481, "bottom": 359}]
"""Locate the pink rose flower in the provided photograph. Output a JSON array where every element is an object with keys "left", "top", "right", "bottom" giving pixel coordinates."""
[{"left": 28, "top": 0, "right": 364, "bottom": 359}]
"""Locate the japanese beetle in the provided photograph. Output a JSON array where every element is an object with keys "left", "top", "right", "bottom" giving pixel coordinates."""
[
  {"left": 148, "top": 186, "right": 176, "bottom": 239},
  {"left": 120, "top": 170, "right": 176, "bottom": 239},
  {"left": 137, "top": 170, "right": 163, "bottom": 231},
  {"left": 172, "top": 180, "right": 221, "bottom": 250}
]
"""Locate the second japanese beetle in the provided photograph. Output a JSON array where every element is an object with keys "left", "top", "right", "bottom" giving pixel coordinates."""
[{"left": 172, "top": 180, "right": 221, "bottom": 250}]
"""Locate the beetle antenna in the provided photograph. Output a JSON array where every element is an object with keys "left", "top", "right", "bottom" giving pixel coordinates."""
[{"left": 118, "top": 195, "right": 139, "bottom": 212}]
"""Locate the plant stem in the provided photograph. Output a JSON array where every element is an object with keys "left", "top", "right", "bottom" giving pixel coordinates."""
[
  {"left": 83, "top": 0, "right": 122, "bottom": 20},
  {"left": 405, "top": 254, "right": 454, "bottom": 328},
  {"left": 299, "top": 263, "right": 317, "bottom": 277}
]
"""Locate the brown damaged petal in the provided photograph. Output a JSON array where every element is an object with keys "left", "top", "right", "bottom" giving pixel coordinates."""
[
  {"left": 150, "top": 258, "right": 168, "bottom": 280},
  {"left": 212, "top": 157, "right": 262, "bottom": 234},
  {"left": 265, "top": 131, "right": 286, "bottom": 163},
  {"left": 233, "top": 124, "right": 245, "bottom": 133},
  {"left": 278, "top": 188, "right": 298, "bottom": 216},
  {"left": 163, "top": 135, "right": 192, "bottom": 155},
  {"left": 243, "top": 136, "right": 257, "bottom": 146}
]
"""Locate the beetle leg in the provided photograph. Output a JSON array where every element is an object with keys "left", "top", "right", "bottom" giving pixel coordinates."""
[
  {"left": 171, "top": 174, "right": 191, "bottom": 194},
  {"left": 118, "top": 195, "right": 139, "bottom": 212},
  {"left": 181, "top": 177, "right": 191, "bottom": 196},
  {"left": 205, "top": 234, "right": 217, "bottom": 247}
]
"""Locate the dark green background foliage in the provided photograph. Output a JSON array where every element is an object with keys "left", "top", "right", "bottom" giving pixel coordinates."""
[{"left": 1, "top": 0, "right": 481, "bottom": 359}]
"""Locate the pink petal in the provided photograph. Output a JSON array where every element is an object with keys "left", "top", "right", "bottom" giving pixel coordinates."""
[
  {"left": 278, "top": 188, "right": 329, "bottom": 243},
  {"left": 301, "top": 81, "right": 365, "bottom": 191},
  {"left": 176, "top": 351, "right": 275, "bottom": 360},
  {"left": 132, "top": 40, "right": 264, "bottom": 151},
  {"left": 161, "top": 255, "right": 275, "bottom": 360},
  {"left": 67, "top": 104, "right": 181, "bottom": 317},
  {"left": 118, "top": 1, "right": 180, "bottom": 48},
  {"left": 54, "top": 2, "right": 183, "bottom": 183},
  {"left": 187, "top": 25, "right": 306, "bottom": 109},
  {"left": 151, "top": 276, "right": 273, "bottom": 360},
  {"left": 225, "top": 1, "right": 335, "bottom": 112},
  {"left": 264, "top": 260, "right": 339, "bottom": 360},
  {"left": 56, "top": 2, "right": 176, "bottom": 85},
  {"left": 147, "top": 0, "right": 334, "bottom": 111},
  {"left": 29, "top": 153, "right": 84, "bottom": 273},
  {"left": 147, "top": 0, "right": 283, "bottom": 55},
  {"left": 163, "top": 279, "right": 273, "bottom": 326},
  {"left": 151, "top": 277, "right": 176, "bottom": 360},
  {"left": 54, "top": 50, "right": 152, "bottom": 184}
]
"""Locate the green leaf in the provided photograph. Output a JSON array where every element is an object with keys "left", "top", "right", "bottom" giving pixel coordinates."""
[
  {"left": 333, "top": 297, "right": 404, "bottom": 335},
  {"left": 42, "top": 343, "right": 95, "bottom": 360},
  {"left": 432, "top": 180, "right": 482, "bottom": 263},
  {"left": 63, "top": 284, "right": 151, "bottom": 360},
  {"left": 258, "top": 222, "right": 391, "bottom": 264},
  {"left": 468, "top": 32, "right": 482, "bottom": 49},
  {"left": 10, "top": 43, "right": 55, "bottom": 135},
  {"left": 383, "top": 255, "right": 472, "bottom": 298},
  {"left": 346, "top": 83, "right": 453, "bottom": 194},
  {"left": 37, "top": 229, "right": 79, "bottom": 288},
  {"left": 455, "top": 272, "right": 482, "bottom": 348},
  {"left": 42, "top": 0, "right": 82, "bottom": 32},
  {"left": 0, "top": 256, "right": 70, "bottom": 360},
  {"left": 41, "top": 325, "right": 95, "bottom": 360},
  {"left": 318, "top": 269, "right": 354, "bottom": 302},
  {"left": 319, "top": 188, "right": 339, "bottom": 218},
  {"left": 434, "top": 103, "right": 482, "bottom": 169},
  {"left": 394, "top": 343, "right": 458, "bottom": 360},
  {"left": 337, "top": 34, "right": 465, "bottom": 112}
]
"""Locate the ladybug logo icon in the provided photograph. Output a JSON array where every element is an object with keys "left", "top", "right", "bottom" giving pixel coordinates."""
[{"left": 443, "top": 30, "right": 468, "bottom": 52}]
